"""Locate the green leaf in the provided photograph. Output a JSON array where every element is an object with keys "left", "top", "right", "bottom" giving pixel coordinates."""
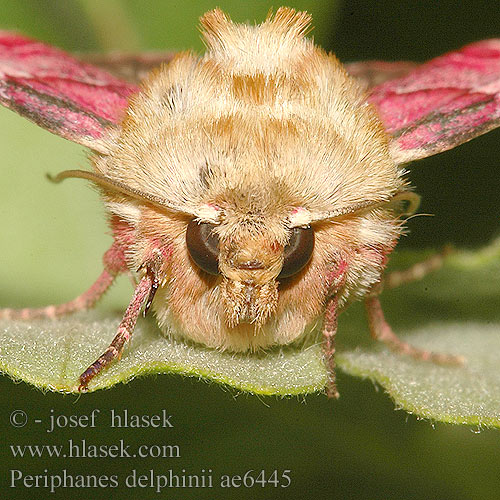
[
  {"left": 0, "top": 314, "right": 326, "bottom": 395},
  {"left": 1, "top": 240, "right": 499, "bottom": 427}
]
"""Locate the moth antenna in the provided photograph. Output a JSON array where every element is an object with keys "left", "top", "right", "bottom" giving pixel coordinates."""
[
  {"left": 47, "top": 169, "right": 189, "bottom": 214},
  {"left": 308, "top": 190, "right": 420, "bottom": 224},
  {"left": 405, "top": 212, "right": 434, "bottom": 222},
  {"left": 309, "top": 199, "right": 390, "bottom": 223}
]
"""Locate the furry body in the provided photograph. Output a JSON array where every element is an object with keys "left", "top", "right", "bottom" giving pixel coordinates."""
[{"left": 93, "top": 8, "right": 404, "bottom": 352}]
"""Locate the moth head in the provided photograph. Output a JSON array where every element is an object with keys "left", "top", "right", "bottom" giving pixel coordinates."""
[{"left": 185, "top": 204, "right": 315, "bottom": 327}]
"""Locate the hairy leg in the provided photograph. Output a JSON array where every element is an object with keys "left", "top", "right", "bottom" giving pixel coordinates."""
[
  {"left": 383, "top": 246, "right": 452, "bottom": 290},
  {"left": 78, "top": 272, "right": 156, "bottom": 390},
  {"left": 0, "top": 241, "right": 128, "bottom": 320},
  {"left": 365, "top": 295, "right": 465, "bottom": 364},
  {"left": 322, "top": 296, "right": 340, "bottom": 399},
  {"left": 321, "top": 261, "right": 348, "bottom": 398},
  {"left": 78, "top": 245, "right": 168, "bottom": 390}
]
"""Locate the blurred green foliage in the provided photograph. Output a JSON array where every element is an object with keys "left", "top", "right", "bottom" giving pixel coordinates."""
[{"left": 0, "top": 1, "right": 499, "bottom": 499}]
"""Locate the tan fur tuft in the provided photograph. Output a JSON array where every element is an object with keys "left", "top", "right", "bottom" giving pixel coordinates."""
[{"left": 200, "top": 7, "right": 314, "bottom": 76}]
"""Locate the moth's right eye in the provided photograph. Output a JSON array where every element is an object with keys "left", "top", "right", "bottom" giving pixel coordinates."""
[
  {"left": 279, "top": 226, "right": 314, "bottom": 279},
  {"left": 186, "top": 220, "right": 220, "bottom": 275}
]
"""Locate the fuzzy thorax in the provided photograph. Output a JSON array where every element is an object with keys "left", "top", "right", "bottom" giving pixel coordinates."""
[{"left": 93, "top": 8, "right": 405, "bottom": 351}]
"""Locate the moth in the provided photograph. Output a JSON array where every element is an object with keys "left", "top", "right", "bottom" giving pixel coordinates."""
[{"left": 0, "top": 9, "right": 499, "bottom": 396}]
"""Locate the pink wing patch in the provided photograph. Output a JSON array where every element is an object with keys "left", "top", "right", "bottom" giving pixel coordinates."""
[
  {"left": 0, "top": 32, "right": 138, "bottom": 152},
  {"left": 369, "top": 39, "right": 500, "bottom": 164}
]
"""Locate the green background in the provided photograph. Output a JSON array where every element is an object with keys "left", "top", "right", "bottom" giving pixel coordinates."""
[{"left": 0, "top": 1, "right": 499, "bottom": 498}]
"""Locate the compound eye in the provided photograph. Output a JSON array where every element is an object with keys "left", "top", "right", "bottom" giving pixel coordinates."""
[
  {"left": 186, "top": 220, "right": 220, "bottom": 275},
  {"left": 279, "top": 227, "right": 314, "bottom": 279}
]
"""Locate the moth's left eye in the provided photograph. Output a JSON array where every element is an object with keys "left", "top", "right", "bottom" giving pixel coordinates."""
[
  {"left": 279, "top": 227, "right": 314, "bottom": 279},
  {"left": 186, "top": 220, "right": 220, "bottom": 275}
]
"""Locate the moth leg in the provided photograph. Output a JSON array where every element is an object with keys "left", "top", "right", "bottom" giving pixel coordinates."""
[
  {"left": 365, "top": 295, "right": 465, "bottom": 365},
  {"left": 322, "top": 296, "right": 340, "bottom": 399},
  {"left": 78, "top": 244, "right": 168, "bottom": 391},
  {"left": 321, "top": 262, "right": 348, "bottom": 398},
  {"left": 383, "top": 246, "right": 452, "bottom": 290},
  {"left": 0, "top": 241, "right": 128, "bottom": 320},
  {"left": 78, "top": 268, "right": 158, "bottom": 391}
]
